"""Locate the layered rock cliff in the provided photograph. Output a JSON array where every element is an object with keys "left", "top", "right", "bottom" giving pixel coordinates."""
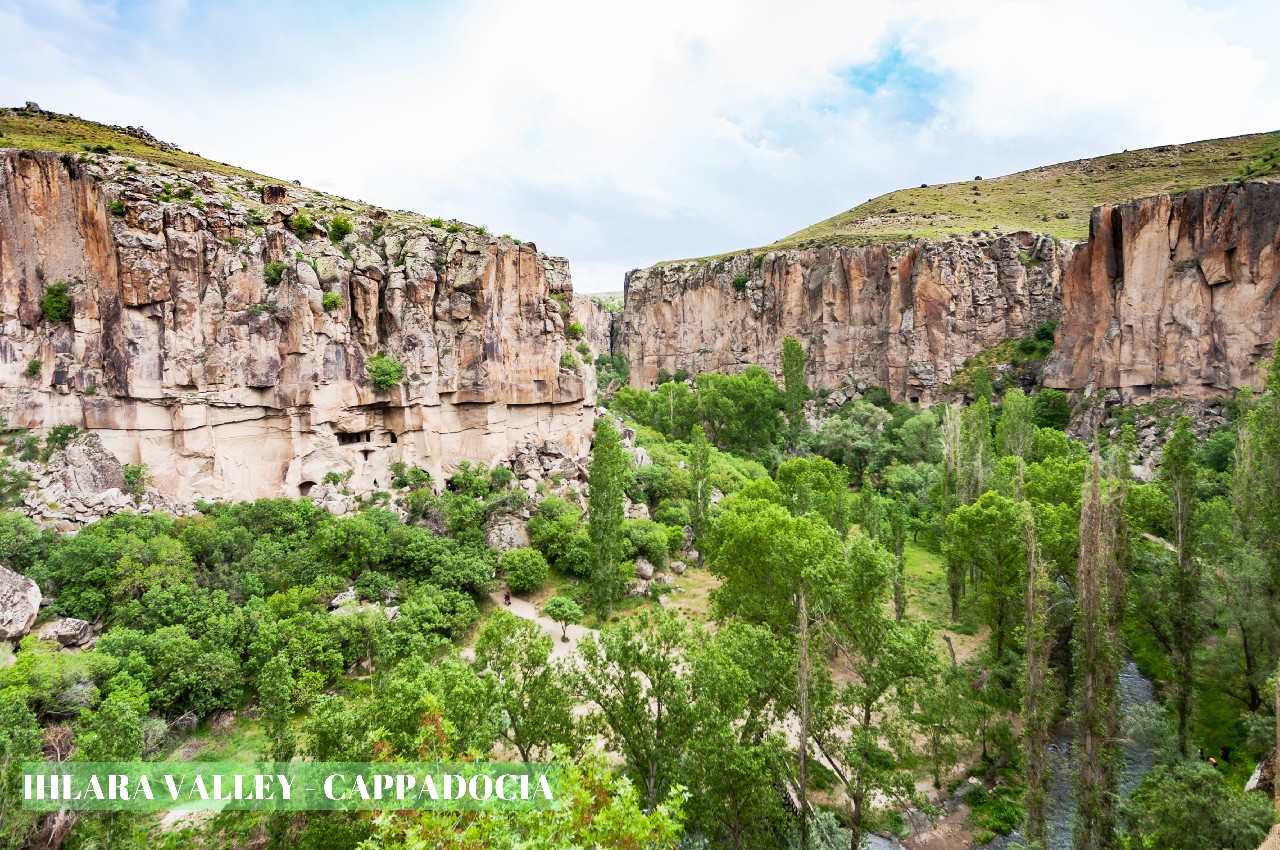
[
  {"left": 620, "top": 232, "right": 1069, "bottom": 404},
  {"left": 0, "top": 149, "right": 597, "bottom": 501},
  {"left": 622, "top": 180, "right": 1280, "bottom": 403}
]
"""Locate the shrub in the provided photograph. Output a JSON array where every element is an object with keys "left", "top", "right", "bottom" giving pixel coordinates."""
[
  {"left": 502, "top": 547, "right": 549, "bottom": 594},
  {"left": 122, "top": 463, "right": 151, "bottom": 497},
  {"left": 566, "top": 320, "right": 585, "bottom": 340},
  {"left": 24, "top": 359, "right": 41, "bottom": 378},
  {"left": 428, "top": 217, "right": 445, "bottom": 228},
  {"left": 0, "top": 457, "right": 31, "bottom": 507},
  {"left": 1032, "top": 388, "right": 1071, "bottom": 430},
  {"left": 731, "top": 273, "right": 750, "bottom": 292},
  {"left": 108, "top": 200, "right": 126, "bottom": 216},
  {"left": 367, "top": 353, "right": 406, "bottom": 391},
  {"left": 292, "top": 213, "right": 314, "bottom": 239},
  {"left": 263, "top": 261, "right": 287, "bottom": 285},
  {"left": 653, "top": 500, "right": 690, "bottom": 528},
  {"left": 446, "top": 223, "right": 462, "bottom": 234},
  {"left": 247, "top": 301, "right": 274, "bottom": 317},
  {"left": 322, "top": 292, "right": 343, "bottom": 311},
  {"left": 624, "top": 519, "right": 669, "bottom": 570},
  {"left": 39, "top": 281, "right": 73, "bottom": 323},
  {"left": 559, "top": 351, "right": 579, "bottom": 372},
  {"left": 390, "top": 461, "right": 432, "bottom": 490},
  {"left": 328, "top": 214, "right": 353, "bottom": 243},
  {"left": 176, "top": 187, "right": 194, "bottom": 201},
  {"left": 42, "top": 424, "right": 80, "bottom": 461},
  {"left": 322, "top": 471, "right": 344, "bottom": 486}
]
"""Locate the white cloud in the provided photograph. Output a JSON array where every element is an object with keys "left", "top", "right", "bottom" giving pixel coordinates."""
[{"left": 2, "top": 0, "right": 1278, "bottom": 291}]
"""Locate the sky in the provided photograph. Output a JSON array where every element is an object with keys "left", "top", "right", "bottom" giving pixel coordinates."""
[{"left": 2, "top": 1, "right": 1280, "bottom": 292}]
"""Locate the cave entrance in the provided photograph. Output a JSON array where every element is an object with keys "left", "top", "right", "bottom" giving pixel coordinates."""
[{"left": 299, "top": 481, "right": 316, "bottom": 497}]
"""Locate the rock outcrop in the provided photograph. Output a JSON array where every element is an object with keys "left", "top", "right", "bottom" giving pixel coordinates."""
[
  {"left": 1043, "top": 181, "right": 1280, "bottom": 400},
  {"left": 622, "top": 181, "right": 1280, "bottom": 404},
  {"left": 0, "top": 564, "right": 41, "bottom": 640},
  {"left": 0, "top": 149, "right": 597, "bottom": 501},
  {"left": 620, "top": 232, "right": 1069, "bottom": 404}
]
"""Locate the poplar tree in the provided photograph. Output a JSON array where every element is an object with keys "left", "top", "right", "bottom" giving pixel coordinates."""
[
  {"left": 689, "top": 424, "right": 711, "bottom": 543},
  {"left": 1160, "top": 416, "right": 1201, "bottom": 756},
  {"left": 782, "top": 337, "right": 807, "bottom": 450},
  {"left": 996, "top": 388, "right": 1035, "bottom": 459},
  {"left": 258, "top": 654, "right": 297, "bottom": 763},
  {"left": 1021, "top": 504, "right": 1058, "bottom": 846},
  {"left": 588, "top": 417, "right": 628, "bottom": 617}
]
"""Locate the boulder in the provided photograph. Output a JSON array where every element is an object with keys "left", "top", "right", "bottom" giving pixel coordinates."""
[
  {"left": 329, "top": 587, "right": 357, "bottom": 608},
  {"left": 486, "top": 518, "right": 530, "bottom": 554},
  {"left": 669, "top": 560, "right": 686, "bottom": 575},
  {"left": 0, "top": 565, "right": 41, "bottom": 640},
  {"left": 37, "top": 617, "right": 93, "bottom": 647},
  {"left": 48, "top": 434, "right": 126, "bottom": 502},
  {"left": 1244, "top": 747, "right": 1276, "bottom": 800},
  {"left": 634, "top": 557, "right": 655, "bottom": 581},
  {"left": 624, "top": 499, "right": 650, "bottom": 520}
]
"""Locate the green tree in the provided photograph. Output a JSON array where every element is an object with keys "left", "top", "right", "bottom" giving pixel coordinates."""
[
  {"left": 501, "top": 547, "right": 549, "bottom": 594},
  {"left": 475, "top": 611, "right": 575, "bottom": 761},
  {"left": 782, "top": 337, "right": 807, "bottom": 449},
  {"left": 944, "top": 491, "right": 1026, "bottom": 656},
  {"left": 0, "top": 690, "right": 41, "bottom": 850},
  {"left": 543, "top": 596, "right": 584, "bottom": 641},
  {"left": 39, "top": 280, "right": 73, "bottom": 323},
  {"left": 1032, "top": 388, "right": 1071, "bottom": 430},
  {"left": 78, "top": 693, "right": 144, "bottom": 761},
  {"left": 971, "top": 365, "right": 994, "bottom": 402},
  {"left": 689, "top": 424, "right": 711, "bottom": 541},
  {"left": 588, "top": 417, "right": 628, "bottom": 616},
  {"left": 1124, "top": 762, "right": 1274, "bottom": 850},
  {"left": 1160, "top": 416, "right": 1202, "bottom": 756},
  {"left": 575, "top": 610, "right": 695, "bottom": 809},
  {"left": 258, "top": 654, "right": 297, "bottom": 762},
  {"left": 995, "top": 388, "right": 1035, "bottom": 459}
]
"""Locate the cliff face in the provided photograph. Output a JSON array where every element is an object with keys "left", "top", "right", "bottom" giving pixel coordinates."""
[
  {"left": 1043, "top": 181, "right": 1280, "bottom": 399},
  {"left": 619, "top": 232, "right": 1070, "bottom": 403},
  {"left": 622, "top": 181, "right": 1280, "bottom": 403},
  {"left": 0, "top": 150, "right": 596, "bottom": 501}
]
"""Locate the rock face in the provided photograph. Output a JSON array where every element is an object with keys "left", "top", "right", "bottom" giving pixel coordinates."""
[
  {"left": 1043, "top": 182, "right": 1280, "bottom": 400},
  {"left": 620, "top": 232, "right": 1068, "bottom": 404},
  {"left": 622, "top": 181, "right": 1280, "bottom": 404},
  {"left": 0, "top": 564, "right": 41, "bottom": 640},
  {"left": 0, "top": 150, "right": 596, "bottom": 501}
]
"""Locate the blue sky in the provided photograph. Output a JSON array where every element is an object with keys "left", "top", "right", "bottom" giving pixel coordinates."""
[{"left": 3, "top": 0, "right": 1279, "bottom": 291}]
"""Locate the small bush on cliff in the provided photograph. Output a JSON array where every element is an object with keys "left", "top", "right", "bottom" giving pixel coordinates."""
[
  {"left": 501, "top": 547, "right": 549, "bottom": 594},
  {"left": 108, "top": 200, "right": 126, "bottom": 216},
  {"left": 39, "top": 281, "right": 73, "bottom": 324},
  {"left": 566, "top": 320, "right": 585, "bottom": 340},
  {"left": 731, "top": 273, "right": 750, "bottom": 292},
  {"left": 328, "top": 215, "right": 353, "bottom": 244},
  {"left": 263, "top": 261, "right": 286, "bottom": 286},
  {"left": 42, "top": 424, "right": 80, "bottom": 461},
  {"left": 122, "top": 463, "right": 151, "bottom": 497},
  {"left": 368, "top": 353, "right": 406, "bottom": 391},
  {"left": 0, "top": 457, "right": 30, "bottom": 507},
  {"left": 559, "top": 351, "right": 580, "bottom": 372},
  {"left": 291, "top": 213, "right": 313, "bottom": 239},
  {"left": 428, "top": 217, "right": 445, "bottom": 228},
  {"left": 24, "top": 359, "right": 41, "bottom": 378},
  {"left": 322, "top": 292, "right": 343, "bottom": 312}
]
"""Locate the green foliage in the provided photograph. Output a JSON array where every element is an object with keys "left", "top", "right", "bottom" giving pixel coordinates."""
[
  {"left": 367, "top": 352, "right": 406, "bottom": 390},
  {"left": 566, "top": 319, "right": 585, "bottom": 340},
  {"left": 624, "top": 519, "right": 670, "bottom": 570},
  {"left": 321, "top": 291, "right": 343, "bottom": 311},
  {"left": 42, "top": 424, "right": 80, "bottom": 460},
  {"left": 263, "top": 260, "right": 286, "bottom": 285},
  {"left": 971, "top": 365, "right": 994, "bottom": 401},
  {"left": 291, "top": 212, "right": 313, "bottom": 239},
  {"left": 1032, "top": 388, "right": 1071, "bottom": 430},
  {"left": 108, "top": 199, "right": 126, "bottom": 216},
  {"left": 502, "top": 547, "right": 549, "bottom": 594},
  {"left": 122, "top": 463, "right": 151, "bottom": 497},
  {"left": 595, "top": 351, "right": 631, "bottom": 387},
  {"left": 588, "top": 419, "right": 629, "bottom": 615},
  {"left": 39, "top": 281, "right": 72, "bottom": 323},
  {"left": 782, "top": 337, "right": 807, "bottom": 446},
  {"left": 0, "top": 458, "right": 30, "bottom": 507},
  {"left": 543, "top": 596, "right": 584, "bottom": 640},
  {"left": 559, "top": 350, "right": 579, "bottom": 371},
  {"left": 23, "top": 359, "right": 41, "bottom": 377},
  {"left": 328, "top": 214, "right": 353, "bottom": 243},
  {"left": 731, "top": 272, "right": 750, "bottom": 292},
  {"left": 1123, "top": 762, "right": 1273, "bottom": 850}
]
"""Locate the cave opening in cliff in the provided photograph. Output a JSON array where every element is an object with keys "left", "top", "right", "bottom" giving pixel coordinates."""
[
  {"left": 298, "top": 481, "right": 315, "bottom": 497},
  {"left": 337, "top": 431, "right": 372, "bottom": 445}
]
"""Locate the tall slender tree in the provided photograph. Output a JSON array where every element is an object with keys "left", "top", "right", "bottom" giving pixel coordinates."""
[
  {"left": 996, "top": 388, "right": 1035, "bottom": 459},
  {"left": 689, "top": 423, "right": 711, "bottom": 543},
  {"left": 782, "top": 337, "right": 807, "bottom": 451},
  {"left": 588, "top": 417, "right": 628, "bottom": 617},
  {"left": 1160, "top": 416, "right": 1201, "bottom": 756},
  {"left": 1021, "top": 503, "right": 1058, "bottom": 846}
]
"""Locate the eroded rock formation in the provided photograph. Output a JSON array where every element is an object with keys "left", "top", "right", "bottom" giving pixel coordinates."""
[
  {"left": 622, "top": 181, "right": 1280, "bottom": 404},
  {"left": 620, "top": 232, "right": 1069, "bottom": 404},
  {"left": 0, "top": 149, "right": 598, "bottom": 501}
]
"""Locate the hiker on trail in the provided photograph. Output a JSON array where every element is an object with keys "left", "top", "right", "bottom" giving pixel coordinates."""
[{"left": 504, "top": 590, "right": 511, "bottom": 606}]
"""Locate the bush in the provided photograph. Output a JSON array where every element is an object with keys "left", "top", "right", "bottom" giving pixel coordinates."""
[
  {"left": 108, "top": 200, "right": 126, "bottom": 216},
  {"left": 566, "top": 320, "right": 585, "bottom": 340},
  {"left": 502, "top": 547, "right": 549, "bottom": 594},
  {"left": 1124, "top": 762, "right": 1273, "bottom": 850},
  {"left": 39, "top": 281, "right": 73, "bottom": 323},
  {"left": 560, "top": 351, "right": 579, "bottom": 372},
  {"left": 0, "top": 457, "right": 31, "bottom": 506},
  {"left": 731, "top": 273, "right": 750, "bottom": 292},
  {"left": 42, "top": 424, "right": 80, "bottom": 461},
  {"left": 263, "top": 261, "right": 287, "bottom": 286},
  {"left": 122, "top": 463, "right": 151, "bottom": 497},
  {"left": 322, "top": 292, "right": 343, "bottom": 311},
  {"left": 328, "top": 214, "right": 353, "bottom": 243},
  {"left": 652, "top": 500, "right": 690, "bottom": 528},
  {"left": 367, "top": 353, "right": 406, "bottom": 391},
  {"left": 1031, "top": 388, "right": 1071, "bottom": 430},
  {"left": 624, "top": 519, "right": 669, "bottom": 570},
  {"left": 292, "top": 213, "right": 313, "bottom": 239},
  {"left": 24, "top": 359, "right": 41, "bottom": 377},
  {"left": 428, "top": 217, "right": 445, "bottom": 228}
]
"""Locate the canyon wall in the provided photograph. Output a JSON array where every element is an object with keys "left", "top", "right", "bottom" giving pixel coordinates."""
[
  {"left": 620, "top": 232, "right": 1070, "bottom": 404},
  {"left": 621, "top": 181, "right": 1280, "bottom": 403},
  {"left": 0, "top": 150, "right": 597, "bottom": 501}
]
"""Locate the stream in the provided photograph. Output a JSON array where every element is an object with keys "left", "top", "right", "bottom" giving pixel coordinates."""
[{"left": 1041, "top": 661, "right": 1157, "bottom": 850}]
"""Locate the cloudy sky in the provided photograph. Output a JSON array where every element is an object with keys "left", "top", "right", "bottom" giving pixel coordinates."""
[{"left": 3, "top": 1, "right": 1279, "bottom": 291}]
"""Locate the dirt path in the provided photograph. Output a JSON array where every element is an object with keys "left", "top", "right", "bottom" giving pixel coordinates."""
[{"left": 486, "top": 590, "right": 595, "bottom": 662}]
